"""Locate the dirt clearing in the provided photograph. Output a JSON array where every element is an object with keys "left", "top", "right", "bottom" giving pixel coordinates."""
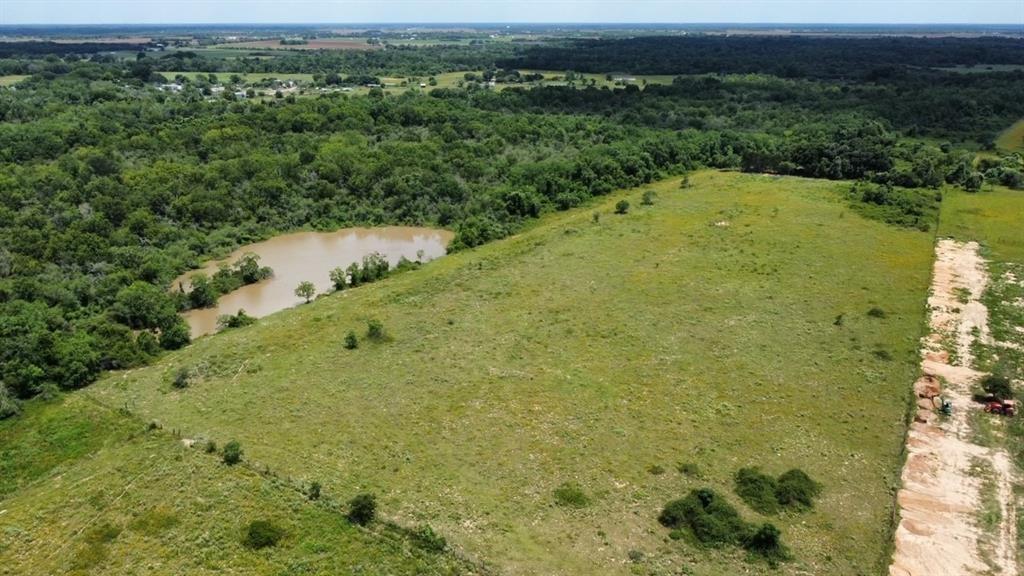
[{"left": 890, "top": 239, "right": 1018, "bottom": 576}]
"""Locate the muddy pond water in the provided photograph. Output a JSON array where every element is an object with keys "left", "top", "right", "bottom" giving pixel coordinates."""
[{"left": 174, "top": 227, "right": 453, "bottom": 338}]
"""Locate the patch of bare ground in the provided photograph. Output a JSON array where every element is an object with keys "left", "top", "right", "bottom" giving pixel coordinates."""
[{"left": 890, "top": 240, "right": 1018, "bottom": 576}]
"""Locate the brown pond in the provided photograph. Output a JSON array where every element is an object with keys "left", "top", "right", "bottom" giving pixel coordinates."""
[{"left": 173, "top": 227, "right": 453, "bottom": 338}]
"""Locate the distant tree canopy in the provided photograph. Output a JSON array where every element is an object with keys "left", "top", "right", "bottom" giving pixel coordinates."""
[{"left": 0, "top": 38, "right": 1018, "bottom": 405}]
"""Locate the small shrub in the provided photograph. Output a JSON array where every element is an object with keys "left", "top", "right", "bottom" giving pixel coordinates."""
[
  {"left": 172, "top": 367, "right": 190, "bottom": 389},
  {"left": 411, "top": 524, "right": 447, "bottom": 552},
  {"left": 774, "top": 469, "right": 822, "bottom": 511},
  {"left": 745, "top": 522, "right": 790, "bottom": 564},
  {"left": 678, "top": 462, "right": 701, "bottom": 478},
  {"left": 366, "top": 319, "right": 385, "bottom": 341},
  {"left": 244, "top": 519, "right": 284, "bottom": 549},
  {"left": 222, "top": 440, "right": 242, "bottom": 465},
  {"left": 734, "top": 468, "right": 780, "bottom": 515},
  {"left": 680, "top": 175, "right": 692, "bottom": 189},
  {"left": 347, "top": 493, "right": 376, "bottom": 525},
  {"left": 628, "top": 549, "right": 645, "bottom": 563},
  {"left": 553, "top": 482, "right": 591, "bottom": 508},
  {"left": 0, "top": 383, "right": 21, "bottom": 420},
  {"left": 308, "top": 481, "right": 321, "bottom": 501},
  {"left": 873, "top": 348, "right": 894, "bottom": 361},
  {"left": 204, "top": 440, "right": 217, "bottom": 454},
  {"left": 641, "top": 190, "right": 656, "bottom": 205},
  {"left": 344, "top": 330, "right": 359, "bottom": 350},
  {"left": 592, "top": 211, "right": 600, "bottom": 223},
  {"left": 614, "top": 200, "right": 630, "bottom": 214},
  {"left": 866, "top": 307, "right": 887, "bottom": 318},
  {"left": 647, "top": 464, "right": 666, "bottom": 475},
  {"left": 833, "top": 313, "right": 844, "bottom": 326}
]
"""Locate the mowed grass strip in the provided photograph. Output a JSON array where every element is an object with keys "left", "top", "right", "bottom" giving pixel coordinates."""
[
  {"left": 88, "top": 171, "right": 933, "bottom": 575},
  {"left": 995, "top": 119, "right": 1024, "bottom": 153},
  {"left": 0, "top": 395, "right": 471, "bottom": 576},
  {"left": 939, "top": 186, "right": 1024, "bottom": 262}
]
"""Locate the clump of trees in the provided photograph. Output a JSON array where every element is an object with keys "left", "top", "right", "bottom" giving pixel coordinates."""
[
  {"left": 659, "top": 488, "right": 789, "bottom": 564},
  {"left": 734, "top": 467, "right": 822, "bottom": 514},
  {"left": 216, "top": 309, "right": 256, "bottom": 330}
]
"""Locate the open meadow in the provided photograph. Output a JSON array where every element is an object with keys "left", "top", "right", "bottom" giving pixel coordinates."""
[{"left": 42, "top": 170, "right": 939, "bottom": 575}]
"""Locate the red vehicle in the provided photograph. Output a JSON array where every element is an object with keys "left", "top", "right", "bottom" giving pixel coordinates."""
[{"left": 984, "top": 398, "right": 1017, "bottom": 417}]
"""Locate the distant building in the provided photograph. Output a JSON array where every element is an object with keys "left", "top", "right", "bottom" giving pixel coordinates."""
[
  {"left": 159, "top": 83, "right": 183, "bottom": 92},
  {"left": 234, "top": 91, "right": 247, "bottom": 99}
]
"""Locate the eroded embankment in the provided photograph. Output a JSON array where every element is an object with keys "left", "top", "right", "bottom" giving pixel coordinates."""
[{"left": 890, "top": 239, "right": 1018, "bottom": 576}]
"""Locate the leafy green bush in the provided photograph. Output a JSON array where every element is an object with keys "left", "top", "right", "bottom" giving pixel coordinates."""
[
  {"left": 344, "top": 331, "right": 359, "bottom": 350},
  {"left": 222, "top": 440, "right": 242, "bottom": 465},
  {"left": 745, "top": 522, "right": 790, "bottom": 564},
  {"left": 658, "top": 488, "right": 751, "bottom": 546},
  {"left": 216, "top": 309, "right": 256, "bottom": 331},
  {"left": 641, "top": 190, "right": 656, "bottom": 205},
  {"left": 774, "top": 469, "right": 822, "bottom": 511},
  {"left": 735, "top": 467, "right": 821, "bottom": 514},
  {"left": 0, "top": 383, "right": 21, "bottom": 420},
  {"left": 308, "top": 481, "right": 321, "bottom": 501},
  {"left": 411, "top": 524, "right": 447, "bottom": 552},
  {"left": 615, "top": 200, "right": 630, "bottom": 214},
  {"left": 366, "top": 319, "right": 385, "bottom": 341},
  {"left": 172, "top": 367, "right": 190, "bottom": 389},
  {"left": 982, "top": 374, "right": 1014, "bottom": 401},
  {"left": 734, "top": 468, "right": 780, "bottom": 515},
  {"left": 244, "top": 519, "right": 284, "bottom": 549},
  {"left": 553, "top": 482, "right": 591, "bottom": 508},
  {"left": 678, "top": 462, "right": 701, "bottom": 478},
  {"left": 204, "top": 440, "right": 217, "bottom": 454},
  {"left": 329, "top": 267, "right": 348, "bottom": 291},
  {"left": 347, "top": 493, "right": 376, "bottom": 525},
  {"left": 647, "top": 464, "right": 666, "bottom": 475},
  {"left": 867, "top": 307, "right": 887, "bottom": 318}
]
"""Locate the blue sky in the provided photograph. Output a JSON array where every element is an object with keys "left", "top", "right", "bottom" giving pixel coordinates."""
[{"left": 1, "top": 1, "right": 1021, "bottom": 25}]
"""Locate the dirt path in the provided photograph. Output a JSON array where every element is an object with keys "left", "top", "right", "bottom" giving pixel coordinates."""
[{"left": 890, "top": 239, "right": 1018, "bottom": 576}]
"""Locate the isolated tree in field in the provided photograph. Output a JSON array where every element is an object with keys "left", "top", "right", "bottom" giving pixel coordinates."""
[
  {"left": 329, "top": 267, "right": 347, "bottom": 291},
  {"left": 347, "top": 493, "right": 376, "bottom": 525},
  {"left": 295, "top": 281, "right": 316, "bottom": 303},
  {"left": 615, "top": 200, "right": 630, "bottom": 214}
]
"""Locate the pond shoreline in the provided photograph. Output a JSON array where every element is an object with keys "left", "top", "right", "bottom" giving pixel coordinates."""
[{"left": 173, "top": 226, "right": 453, "bottom": 338}]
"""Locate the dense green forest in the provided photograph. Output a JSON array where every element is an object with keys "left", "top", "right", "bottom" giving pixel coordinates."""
[{"left": 1, "top": 36, "right": 1022, "bottom": 409}]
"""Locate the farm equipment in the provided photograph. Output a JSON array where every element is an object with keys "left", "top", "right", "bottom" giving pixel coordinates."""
[
  {"left": 984, "top": 398, "right": 1017, "bottom": 417},
  {"left": 932, "top": 396, "right": 953, "bottom": 416}
]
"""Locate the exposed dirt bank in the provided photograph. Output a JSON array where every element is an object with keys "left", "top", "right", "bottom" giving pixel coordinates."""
[{"left": 890, "top": 240, "right": 1018, "bottom": 576}]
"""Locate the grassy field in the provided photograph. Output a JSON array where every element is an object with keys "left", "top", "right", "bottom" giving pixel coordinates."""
[
  {"left": 63, "top": 171, "right": 936, "bottom": 575},
  {"left": 0, "top": 75, "right": 29, "bottom": 87},
  {"left": 938, "top": 186, "right": 1024, "bottom": 262},
  {"left": 0, "top": 395, "right": 472, "bottom": 575},
  {"left": 995, "top": 119, "right": 1024, "bottom": 153}
]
